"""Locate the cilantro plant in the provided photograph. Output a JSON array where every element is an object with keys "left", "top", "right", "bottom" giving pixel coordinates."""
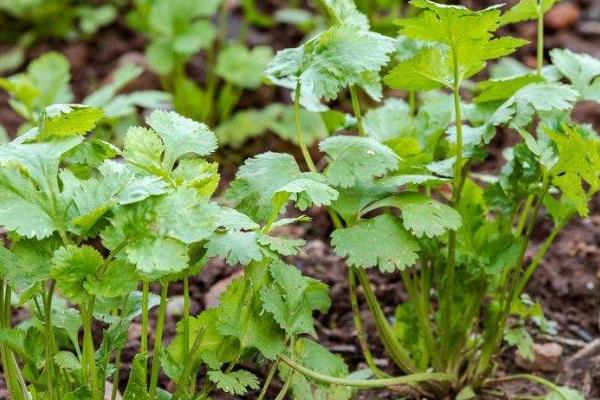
[
  {"left": 262, "top": 0, "right": 597, "bottom": 397},
  {"left": 127, "top": 0, "right": 275, "bottom": 129},
  {"left": 0, "top": 51, "right": 170, "bottom": 143},
  {"left": 0, "top": 0, "right": 118, "bottom": 73}
]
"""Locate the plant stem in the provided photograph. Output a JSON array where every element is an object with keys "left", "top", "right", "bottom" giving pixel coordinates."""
[
  {"left": 141, "top": 281, "right": 149, "bottom": 353},
  {"left": 149, "top": 283, "right": 169, "bottom": 399},
  {"left": 183, "top": 275, "right": 190, "bottom": 367},
  {"left": 257, "top": 361, "right": 279, "bottom": 400},
  {"left": 355, "top": 268, "right": 416, "bottom": 373},
  {"left": 294, "top": 82, "right": 317, "bottom": 173},
  {"left": 536, "top": 0, "right": 545, "bottom": 76},
  {"left": 441, "top": 51, "right": 464, "bottom": 365},
  {"left": 82, "top": 300, "right": 99, "bottom": 397},
  {"left": 349, "top": 85, "right": 366, "bottom": 136},
  {"left": 111, "top": 294, "right": 131, "bottom": 400},
  {"left": 348, "top": 269, "right": 390, "bottom": 379},
  {"left": 42, "top": 280, "right": 58, "bottom": 400},
  {"left": 279, "top": 355, "right": 454, "bottom": 388}
]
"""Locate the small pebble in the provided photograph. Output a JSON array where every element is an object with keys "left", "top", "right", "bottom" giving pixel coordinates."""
[{"left": 545, "top": 2, "right": 581, "bottom": 30}]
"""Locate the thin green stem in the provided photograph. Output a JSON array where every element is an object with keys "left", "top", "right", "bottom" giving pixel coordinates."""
[
  {"left": 516, "top": 195, "right": 534, "bottom": 236},
  {"left": 82, "top": 300, "right": 99, "bottom": 397},
  {"left": 42, "top": 280, "right": 58, "bottom": 400},
  {"left": 441, "top": 53, "right": 464, "bottom": 364},
  {"left": 348, "top": 269, "right": 390, "bottom": 379},
  {"left": 536, "top": 0, "right": 544, "bottom": 76},
  {"left": 349, "top": 85, "right": 366, "bottom": 136},
  {"left": 183, "top": 275, "right": 190, "bottom": 367},
  {"left": 111, "top": 294, "right": 131, "bottom": 400},
  {"left": 141, "top": 281, "right": 150, "bottom": 353},
  {"left": 279, "top": 355, "right": 455, "bottom": 388},
  {"left": 294, "top": 82, "right": 318, "bottom": 173},
  {"left": 149, "top": 283, "right": 169, "bottom": 399},
  {"left": 257, "top": 361, "right": 279, "bottom": 400}
]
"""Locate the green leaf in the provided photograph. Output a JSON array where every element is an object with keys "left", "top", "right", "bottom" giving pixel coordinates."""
[
  {"left": 266, "top": 25, "right": 395, "bottom": 101},
  {"left": 389, "top": 1, "right": 526, "bottom": 86},
  {"left": 490, "top": 83, "right": 578, "bottom": 129},
  {"left": 500, "top": 0, "right": 560, "bottom": 25},
  {"left": 37, "top": 104, "right": 104, "bottom": 141},
  {"left": 25, "top": 51, "right": 73, "bottom": 109},
  {"left": 122, "top": 352, "right": 149, "bottom": 400},
  {"left": 363, "top": 98, "right": 411, "bottom": 142},
  {"left": 362, "top": 192, "right": 462, "bottom": 238},
  {"left": 84, "top": 260, "right": 140, "bottom": 298},
  {"left": 207, "top": 370, "right": 259, "bottom": 396},
  {"left": 260, "top": 259, "right": 330, "bottom": 336},
  {"left": 70, "top": 161, "right": 168, "bottom": 235},
  {"left": 550, "top": 48, "right": 600, "bottom": 103},
  {"left": 0, "top": 137, "right": 82, "bottom": 238},
  {"left": 126, "top": 236, "right": 189, "bottom": 277},
  {"left": 226, "top": 152, "right": 337, "bottom": 222},
  {"left": 122, "top": 126, "right": 166, "bottom": 177},
  {"left": 50, "top": 245, "right": 104, "bottom": 303},
  {"left": 257, "top": 234, "right": 305, "bottom": 257},
  {"left": 217, "top": 261, "right": 286, "bottom": 359},
  {"left": 205, "top": 231, "right": 262, "bottom": 266},
  {"left": 384, "top": 47, "right": 453, "bottom": 91},
  {"left": 146, "top": 110, "right": 218, "bottom": 168},
  {"left": 156, "top": 187, "right": 219, "bottom": 244},
  {"left": 331, "top": 214, "right": 420, "bottom": 272},
  {"left": 320, "top": 136, "right": 399, "bottom": 188},
  {"left": 216, "top": 44, "right": 273, "bottom": 89},
  {"left": 546, "top": 124, "right": 600, "bottom": 217},
  {"left": 475, "top": 74, "right": 544, "bottom": 103}
]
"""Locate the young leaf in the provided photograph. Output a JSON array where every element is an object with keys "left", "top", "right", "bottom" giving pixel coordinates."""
[
  {"left": 257, "top": 234, "right": 305, "bottom": 257},
  {"left": 386, "top": 1, "right": 527, "bottom": 89},
  {"left": 207, "top": 370, "right": 260, "bottom": 396},
  {"left": 546, "top": 124, "right": 600, "bottom": 217},
  {"left": 550, "top": 48, "right": 600, "bottom": 103},
  {"left": 490, "top": 83, "right": 578, "bottom": 129},
  {"left": 331, "top": 214, "right": 420, "bottom": 272},
  {"left": 216, "top": 44, "right": 273, "bottom": 89},
  {"left": 265, "top": 25, "right": 395, "bottom": 102},
  {"left": 260, "top": 259, "right": 330, "bottom": 336},
  {"left": 226, "top": 152, "right": 337, "bottom": 222},
  {"left": 146, "top": 110, "right": 217, "bottom": 168},
  {"left": 319, "top": 136, "right": 399, "bottom": 188},
  {"left": 50, "top": 245, "right": 104, "bottom": 303},
  {"left": 122, "top": 352, "right": 149, "bottom": 400},
  {"left": 37, "top": 104, "right": 104, "bottom": 141}
]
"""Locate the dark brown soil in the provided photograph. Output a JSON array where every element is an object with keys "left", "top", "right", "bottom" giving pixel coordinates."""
[{"left": 1, "top": 1, "right": 600, "bottom": 399}]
